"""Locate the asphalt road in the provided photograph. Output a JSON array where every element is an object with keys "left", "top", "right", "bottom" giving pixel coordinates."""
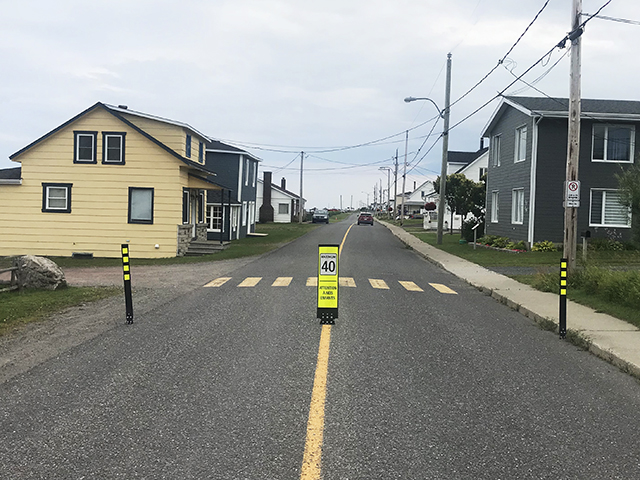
[{"left": 2, "top": 214, "right": 640, "bottom": 479}]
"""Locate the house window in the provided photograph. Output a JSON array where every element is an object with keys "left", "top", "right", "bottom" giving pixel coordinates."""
[
  {"left": 242, "top": 201, "right": 248, "bottom": 226},
  {"left": 185, "top": 134, "right": 192, "bottom": 158},
  {"left": 128, "top": 187, "right": 154, "bottom": 224},
  {"left": 491, "top": 135, "right": 501, "bottom": 167},
  {"left": 511, "top": 188, "right": 524, "bottom": 224},
  {"left": 590, "top": 189, "right": 631, "bottom": 227},
  {"left": 198, "top": 191, "right": 205, "bottom": 223},
  {"left": 515, "top": 126, "right": 527, "bottom": 163},
  {"left": 182, "top": 189, "right": 190, "bottom": 224},
  {"left": 592, "top": 124, "right": 634, "bottom": 163},
  {"left": 244, "top": 158, "right": 250, "bottom": 186},
  {"left": 42, "top": 183, "right": 72, "bottom": 213},
  {"left": 278, "top": 203, "right": 289, "bottom": 215},
  {"left": 252, "top": 164, "right": 257, "bottom": 187},
  {"left": 491, "top": 190, "right": 499, "bottom": 223},
  {"left": 198, "top": 142, "right": 204, "bottom": 163},
  {"left": 207, "top": 205, "right": 223, "bottom": 231},
  {"left": 479, "top": 167, "right": 487, "bottom": 181},
  {"left": 102, "top": 132, "right": 126, "bottom": 164},
  {"left": 74, "top": 131, "right": 97, "bottom": 163}
]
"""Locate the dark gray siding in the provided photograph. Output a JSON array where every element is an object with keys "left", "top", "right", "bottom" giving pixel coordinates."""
[
  {"left": 534, "top": 118, "right": 636, "bottom": 243},
  {"left": 532, "top": 118, "right": 567, "bottom": 242},
  {"left": 485, "top": 106, "right": 533, "bottom": 242}
]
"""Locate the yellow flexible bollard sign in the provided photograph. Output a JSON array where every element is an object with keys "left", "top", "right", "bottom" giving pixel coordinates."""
[{"left": 317, "top": 244, "right": 339, "bottom": 324}]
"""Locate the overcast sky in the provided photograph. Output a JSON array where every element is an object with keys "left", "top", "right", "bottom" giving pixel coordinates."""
[{"left": 2, "top": 0, "right": 639, "bottom": 209}]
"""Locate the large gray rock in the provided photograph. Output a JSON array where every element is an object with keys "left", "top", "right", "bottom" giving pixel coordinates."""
[{"left": 13, "top": 256, "right": 67, "bottom": 291}]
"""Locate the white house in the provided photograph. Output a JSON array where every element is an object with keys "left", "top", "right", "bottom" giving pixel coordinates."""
[{"left": 257, "top": 172, "right": 303, "bottom": 223}]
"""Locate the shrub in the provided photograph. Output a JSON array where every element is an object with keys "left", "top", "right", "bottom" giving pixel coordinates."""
[
  {"left": 532, "top": 240, "right": 556, "bottom": 252},
  {"left": 506, "top": 240, "right": 527, "bottom": 251},
  {"left": 588, "top": 238, "right": 624, "bottom": 251},
  {"left": 479, "top": 235, "right": 499, "bottom": 245},
  {"left": 462, "top": 219, "right": 484, "bottom": 243},
  {"left": 491, "top": 237, "right": 510, "bottom": 249}
]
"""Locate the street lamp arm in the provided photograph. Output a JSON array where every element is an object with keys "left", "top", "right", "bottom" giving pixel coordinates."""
[{"left": 404, "top": 96, "right": 444, "bottom": 118}]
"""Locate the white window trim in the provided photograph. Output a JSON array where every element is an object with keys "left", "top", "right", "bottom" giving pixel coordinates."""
[
  {"left": 491, "top": 190, "right": 499, "bottom": 223},
  {"left": 244, "top": 157, "right": 249, "bottom": 186},
  {"left": 242, "top": 201, "right": 248, "bottom": 226},
  {"left": 514, "top": 125, "right": 527, "bottom": 163},
  {"left": 252, "top": 165, "right": 257, "bottom": 187},
  {"left": 207, "top": 205, "right": 224, "bottom": 232},
  {"left": 511, "top": 188, "right": 524, "bottom": 224},
  {"left": 45, "top": 185, "right": 70, "bottom": 211},
  {"left": 491, "top": 135, "right": 501, "bottom": 167},
  {"left": 591, "top": 124, "right": 635, "bottom": 164},
  {"left": 103, "top": 133, "right": 125, "bottom": 164},
  {"left": 589, "top": 188, "right": 632, "bottom": 228},
  {"left": 278, "top": 203, "right": 289, "bottom": 215},
  {"left": 74, "top": 132, "right": 96, "bottom": 163}
]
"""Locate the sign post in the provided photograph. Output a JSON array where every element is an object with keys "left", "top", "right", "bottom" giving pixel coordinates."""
[
  {"left": 121, "top": 244, "right": 134, "bottom": 324},
  {"left": 317, "top": 244, "right": 339, "bottom": 324}
]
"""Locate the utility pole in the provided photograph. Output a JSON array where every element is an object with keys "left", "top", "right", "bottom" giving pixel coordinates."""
[
  {"left": 437, "top": 53, "right": 452, "bottom": 245},
  {"left": 299, "top": 151, "right": 304, "bottom": 224},
  {"left": 400, "top": 131, "right": 408, "bottom": 225},
  {"left": 563, "top": 0, "right": 582, "bottom": 273},
  {"left": 340, "top": 194, "right": 343, "bottom": 211},
  {"left": 393, "top": 150, "right": 398, "bottom": 218},
  {"left": 350, "top": 195, "right": 353, "bottom": 210}
]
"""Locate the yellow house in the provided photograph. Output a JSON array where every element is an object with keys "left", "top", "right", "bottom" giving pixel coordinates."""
[{"left": 0, "top": 102, "right": 225, "bottom": 258}]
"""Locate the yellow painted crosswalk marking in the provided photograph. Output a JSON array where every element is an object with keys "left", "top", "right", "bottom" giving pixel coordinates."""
[
  {"left": 339, "top": 277, "right": 356, "bottom": 287},
  {"left": 204, "top": 277, "right": 232, "bottom": 287},
  {"left": 272, "top": 277, "right": 293, "bottom": 287},
  {"left": 238, "top": 277, "right": 262, "bottom": 287},
  {"left": 399, "top": 281, "right": 423, "bottom": 292},
  {"left": 429, "top": 283, "right": 457, "bottom": 294},
  {"left": 307, "top": 277, "right": 318, "bottom": 286},
  {"left": 369, "top": 279, "right": 389, "bottom": 290}
]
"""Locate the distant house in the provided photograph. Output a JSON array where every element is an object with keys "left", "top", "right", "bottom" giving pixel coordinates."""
[
  {"left": 482, "top": 96, "right": 637, "bottom": 245},
  {"left": 0, "top": 102, "right": 224, "bottom": 258},
  {"left": 257, "top": 172, "right": 304, "bottom": 223},
  {"left": 205, "top": 140, "right": 260, "bottom": 241},
  {"left": 397, "top": 147, "right": 488, "bottom": 230}
]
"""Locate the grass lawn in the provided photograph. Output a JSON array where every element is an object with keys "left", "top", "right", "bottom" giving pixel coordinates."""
[
  {"left": 0, "top": 286, "right": 121, "bottom": 335},
  {"left": 0, "top": 222, "right": 319, "bottom": 335},
  {"left": 407, "top": 229, "right": 640, "bottom": 328}
]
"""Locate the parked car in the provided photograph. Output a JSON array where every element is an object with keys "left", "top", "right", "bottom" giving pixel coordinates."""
[
  {"left": 312, "top": 209, "right": 329, "bottom": 224},
  {"left": 357, "top": 212, "right": 374, "bottom": 225}
]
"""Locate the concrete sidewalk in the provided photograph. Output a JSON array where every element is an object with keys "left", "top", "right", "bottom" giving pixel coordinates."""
[{"left": 380, "top": 220, "right": 640, "bottom": 379}]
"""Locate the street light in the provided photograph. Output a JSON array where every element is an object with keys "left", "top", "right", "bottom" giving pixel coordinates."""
[
  {"left": 361, "top": 191, "right": 370, "bottom": 209},
  {"left": 404, "top": 54, "right": 452, "bottom": 244}
]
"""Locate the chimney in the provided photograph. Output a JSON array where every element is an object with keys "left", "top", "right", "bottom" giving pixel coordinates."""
[
  {"left": 480, "top": 137, "right": 484, "bottom": 150},
  {"left": 413, "top": 181, "right": 416, "bottom": 191},
  {"left": 281, "top": 177, "right": 286, "bottom": 190},
  {"left": 259, "top": 171, "right": 274, "bottom": 223}
]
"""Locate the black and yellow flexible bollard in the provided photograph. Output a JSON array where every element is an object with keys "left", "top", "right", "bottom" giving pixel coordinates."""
[
  {"left": 559, "top": 258, "right": 567, "bottom": 339},
  {"left": 121, "top": 244, "right": 134, "bottom": 324}
]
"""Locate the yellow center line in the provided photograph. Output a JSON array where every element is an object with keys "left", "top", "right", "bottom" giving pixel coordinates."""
[
  {"left": 203, "top": 277, "right": 231, "bottom": 288},
  {"left": 429, "top": 283, "right": 458, "bottom": 294},
  {"left": 300, "top": 224, "right": 353, "bottom": 480},
  {"left": 272, "top": 276, "right": 293, "bottom": 287},
  {"left": 300, "top": 324, "right": 331, "bottom": 479}
]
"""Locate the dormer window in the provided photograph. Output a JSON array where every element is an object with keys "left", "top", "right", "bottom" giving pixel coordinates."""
[
  {"left": 74, "top": 131, "right": 97, "bottom": 163},
  {"left": 102, "top": 132, "right": 126, "bottom": 164},
  {"left": 186, "top": 134, "right": 192, "bottom": 158}
]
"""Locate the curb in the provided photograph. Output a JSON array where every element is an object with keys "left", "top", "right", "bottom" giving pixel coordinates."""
[{"left": 379, "top": 220, "right": 640, "bottom": 380}]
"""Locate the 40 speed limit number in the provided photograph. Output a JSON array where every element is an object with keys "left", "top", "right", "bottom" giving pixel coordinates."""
[
  {"left": 319, "top": 253, "right": 337, "bottom": 275},
  {"left": 317, "top": 245, "right": 339, "bottom": 323}
]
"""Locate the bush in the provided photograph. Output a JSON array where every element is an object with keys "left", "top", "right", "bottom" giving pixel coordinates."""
[
  {"left": 588, "top": 238, "right": 624, "bottom": 251},
  {"left": 506, "top": 240, "right": 527, "bottom": 251},
  {"left": 532, "top": 240, "right": 557, "bottom": 252},
  {"left": 462, "top": 219, "right": 484, "bottom": 243},
  {"left": 491, "top": 237, "right": 510, "bottom": 249},
  {"left": 479, "top": 235, "right": 499, "bottom": 245}
]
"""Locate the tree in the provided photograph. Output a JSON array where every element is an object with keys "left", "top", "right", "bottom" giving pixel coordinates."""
[
  {"left": 433, "top": 173, "right": 486, "bottom": 234},
  {"left": 616, "top": 164, "right": 640, "bottom": 245}
]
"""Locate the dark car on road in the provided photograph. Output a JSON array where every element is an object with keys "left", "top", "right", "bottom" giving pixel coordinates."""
[
  {"left": 357, "top": 212, "right": 374, "bottom": 225},
  {"left": 312, "top": 209, "right": 329, "bottom": 224}
]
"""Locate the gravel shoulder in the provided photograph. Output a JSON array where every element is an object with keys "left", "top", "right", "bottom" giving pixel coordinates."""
[{"left": 0, "top": 257, "right": 254, "bottom": 384}]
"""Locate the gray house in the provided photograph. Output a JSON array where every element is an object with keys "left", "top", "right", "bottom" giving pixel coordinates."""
[
  {"left": 205, "top": 140, "right": 260, "bottom": 241},
  {"left": 482, "top": 96, "right": 637, "bottom": 245}
]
